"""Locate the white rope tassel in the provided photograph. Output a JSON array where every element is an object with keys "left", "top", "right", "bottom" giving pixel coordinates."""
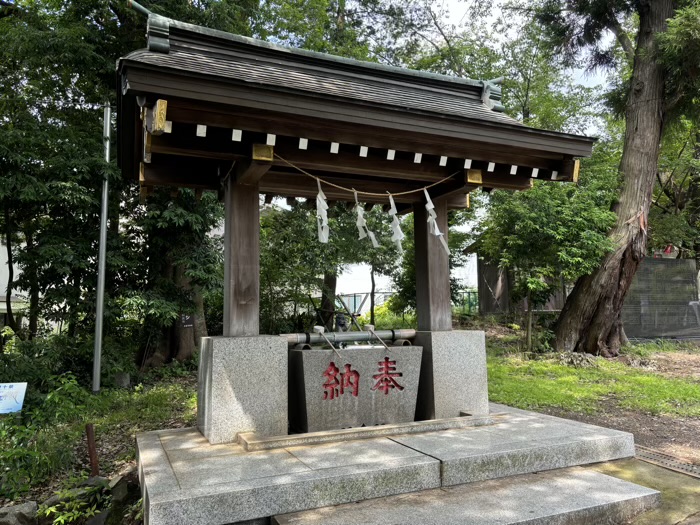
[
  {"left": 316, "top": 179, "right": 329, "bottom": 243},
  {"left": 388, "top": 193, "right": 405, "bottom": 251},
  {"left": 354, "top": 190, "right": 379, "bottom": 247},
  {"left": 423, "top": 188, "right": 450, "bottom": 255}
]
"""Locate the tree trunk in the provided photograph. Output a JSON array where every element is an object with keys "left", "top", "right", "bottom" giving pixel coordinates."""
[
  {"left": 174, "top": 264, "right": 196, "bottom": 362},
  {"left": 144, "top": 257, "right": 175, "bottom": 368},
  {"left": 24, "top": 227, "right": 39, "bottom": 339},
  {"left": 320, "top": 271, "right": 337, "bottom": 330},
  {"left": 370, "top": 265, "right": 376, "bottom": 326},
  {"left": 554, "top": 0, "right": 674, "bottom": 357},
  {"left": 67, "top": 269, "right": 80, "bottom": 337},
  {"left": 193, "top": 284, "right": 207, "bottom": 349},
  {"left": 3, "top": 205, "right": 17, "bottom": 332},
  {"left": 526, "top": 288, "right": 533, "bottom": 353}
]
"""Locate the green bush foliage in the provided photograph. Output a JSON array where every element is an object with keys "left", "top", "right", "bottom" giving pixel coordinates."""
[
  {"left": 39, "top": 478, "right": 111, "bottom": 525},
  {"left": 357, "top": 303, "right": 416, "bottom": 329},
  {"left": 0, "top": 330, "right": 196, "bottom": 500}
]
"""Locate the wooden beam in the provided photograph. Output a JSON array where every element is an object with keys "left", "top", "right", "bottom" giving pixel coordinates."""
[
  {"left": 224, "top": 176, "right": 260, "bottom": 336},
  {"left": 142, "top": 156, "right": 221, "bottom": 189},
  {"left": 414, "top": 201, "right": 451, "bottom": 331},
  {"left": 464, "top": 169, "right": 533, "bottom": 191},
  {"left": 150, "top": 125, "right": 570, "bottom": 188},
  {"left": 235, "top": 159, "right": 271, "bottom": 185},
  {"left": 163, "top": 99, "right": 571, "bottom": 170},
  {"left": 445, "top": 193, "right": 472, "bottom": 209},
  {"left": 141, "top": 154, "right": 530, "bottom": 204},
  {"left": 431, "top": 183, "right": 477, "bottom": 204},
  {"left": 572, "top": 159, "right": 581, "bottom": 183},
  {"left": 151, "top": 131, "right": 459, "bottom": 183},
  {"left": 259, "top": 170, "right": 429, "bottom": 203},
  {"left": 396, "top": 204, "right": 414, "bottom": 216}
]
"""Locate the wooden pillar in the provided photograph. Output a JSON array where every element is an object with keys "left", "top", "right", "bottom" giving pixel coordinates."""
[
  {"left": 223, "top": 177, "right": 260, "bottom": 336},
  {"left": 414, "top": 201, "right": 452, "bottom": 331}
]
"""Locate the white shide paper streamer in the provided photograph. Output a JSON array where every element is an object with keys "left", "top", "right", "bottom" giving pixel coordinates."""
[
  {"left": 354, "top": 190, "right": 380, "bottom": 248},
  {"left": 423, "top": 188, "right": 450, "bottom": 255},
  {"left": 388, "top": 193, "right": 405, "bottom": 252},
  {"left": 316, "top": 179, "right": 329, "bottom": 243}
]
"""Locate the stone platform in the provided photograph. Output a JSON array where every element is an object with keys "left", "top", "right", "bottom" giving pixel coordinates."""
[
  {"left": 137, "top": 405, "right": 642, "bottom": 525},
  {"left": 274, "top": 467, "right": 660, "bottom": 525}
]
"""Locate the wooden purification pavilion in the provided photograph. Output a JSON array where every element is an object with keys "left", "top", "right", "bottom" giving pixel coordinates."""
[
  {"left": 120, "top": 16, "right": 667, "bottom": 525},
  {"left": 117, "top": 14, "right": 594, "bottom": 337}
]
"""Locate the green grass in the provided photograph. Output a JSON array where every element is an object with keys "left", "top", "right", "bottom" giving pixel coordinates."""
[
  {"left": 487, "top": 354, "right": 700, "bottom": 417},
  {"left": 89, "top": 379, "right": 197, "bottom": 463},
  {"left": 622, "top": 339, "right": 700, "bottom": 357},
  {"left": 93, "top": 380, "right": 197, "bottom": 432}
]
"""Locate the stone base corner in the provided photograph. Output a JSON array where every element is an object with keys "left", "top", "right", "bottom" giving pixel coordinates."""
[
  {"left": 415, "top": 330, "right": 488, "bottom": 420},
  {"left": 197, "top": 335, "right": 288, "bottom": 444}
]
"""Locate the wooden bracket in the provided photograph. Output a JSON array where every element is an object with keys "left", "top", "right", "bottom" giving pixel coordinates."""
[
  {"left": 146, "top": 99, "right": 168, "bottom": 135},
  {"left": 236, "top": 144, "right": 273, "bottom": 186},
  {"left": 559, "top": 157, "right": 580, "bottom": 183},
  {"left": 252, "top": 144, "right": 274, "bottom": 162},
  {"left": 572, "top": 159, "right": 581, "bottom": 183},
  {"left": 467, "top": 169, "right": 483, "bottom": 185}
]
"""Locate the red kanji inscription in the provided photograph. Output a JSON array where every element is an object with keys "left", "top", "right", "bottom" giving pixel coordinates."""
[
  {"left": 371, "top": 357, "right": 404, "bottom": 395},
  {"left": 323, "top": 362, "right": 360, "bottom": 400},
  {"left": 323, "top": 362, "right": 341, "bottom": 400},
  {"left": 340, "top": 364, "right": 360, "bottom": 397}
]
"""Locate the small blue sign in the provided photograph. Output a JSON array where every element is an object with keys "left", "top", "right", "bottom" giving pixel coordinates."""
[{"left": 0, "top": 383, "right": 27, "bottom": 414}]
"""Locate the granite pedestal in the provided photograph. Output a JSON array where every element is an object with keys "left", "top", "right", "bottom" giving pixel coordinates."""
[
  {"left": 137, "top": 405, "right": 642, "bottom": 525},
  {"left": 414, "top": 330, "right": 489, "bottom": 420},
  {"left": 289, "top": 346, "right": 422, "bottom": 432},
  {"left": 197, "top": 336, "right": 288, "bottom": 444}
]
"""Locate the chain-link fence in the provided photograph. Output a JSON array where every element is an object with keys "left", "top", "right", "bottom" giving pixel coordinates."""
[{"left": 622, "top": 258, "right": 700, "bottom": 339}]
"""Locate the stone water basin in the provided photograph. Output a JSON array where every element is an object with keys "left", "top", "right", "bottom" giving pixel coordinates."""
[{"left": 289, "top": 345, "right": 423, "bottom": 432}]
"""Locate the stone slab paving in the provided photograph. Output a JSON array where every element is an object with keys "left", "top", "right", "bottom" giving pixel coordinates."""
[
  {"left": 138, "top": 431, "right": 440, "bottom": 525},
  {"left": 591, "top": 458, "right": 700, "bottom": 525},
  {"left": 273, "top": 467, "right": 660, "bottom": 525},
  {"left": 137, "top": 406, "right": 638, "bottom": 525},
  {"left": 392, "top": 404, "right": 635, "bottom": 486}
]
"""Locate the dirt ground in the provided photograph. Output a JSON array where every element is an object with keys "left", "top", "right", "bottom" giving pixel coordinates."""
[{"left": 544, "top": 350, "right": 700, "bottom": 465}]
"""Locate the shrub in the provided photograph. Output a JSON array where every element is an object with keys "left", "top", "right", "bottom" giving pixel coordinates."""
[{"left": 357, "top": 303, "right": 416, "bottom": 329}]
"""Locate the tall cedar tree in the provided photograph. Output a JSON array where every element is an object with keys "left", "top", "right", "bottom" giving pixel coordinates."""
[{"left": 537, "top": 0, "right": 684, "bottom": 356}]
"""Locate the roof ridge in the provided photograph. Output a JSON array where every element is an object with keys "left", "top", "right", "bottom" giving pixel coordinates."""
[{"left": 144, "top": 14, "right": 506, "bottom": 113}]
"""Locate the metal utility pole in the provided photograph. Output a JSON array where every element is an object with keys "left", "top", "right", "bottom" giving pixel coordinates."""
[{"left": 92, "top": 104, "right": 111, "bottom": 393}]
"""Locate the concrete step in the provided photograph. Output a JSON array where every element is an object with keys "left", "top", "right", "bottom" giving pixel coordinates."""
[
  {"left": 138, "top": 407, "right": 637, "bottom": 525},
  {"left": 273, "top": 467, "right": 661, "bottom": 525}
]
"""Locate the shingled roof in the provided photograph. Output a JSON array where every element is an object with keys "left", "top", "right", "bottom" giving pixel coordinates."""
[{"left": 116, "top": 15, "right": 594, "bottom": 201}]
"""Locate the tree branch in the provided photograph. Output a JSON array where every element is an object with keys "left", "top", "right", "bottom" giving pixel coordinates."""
[
  {"left": 609, "top": 18, "right": 635, "bottom": 64},
  {"left": 427, "top": 7, "right": 464, "bottom": 76},
  {"left": 0, "top": 0, "right": 19, "bottom": 20},
  {"left": 652, "top": 200, "right": 672, "bottom": 214}
]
